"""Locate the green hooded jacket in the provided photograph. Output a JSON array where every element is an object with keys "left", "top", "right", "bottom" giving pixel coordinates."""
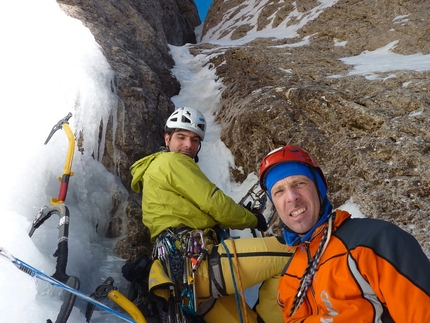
[{"left": 130, "top": 151, "right": 258, "bottom": 241}]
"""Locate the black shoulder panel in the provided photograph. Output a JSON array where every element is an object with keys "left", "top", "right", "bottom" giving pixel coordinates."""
[{"left": 335, "top": 217, "right": 430, "bottom": 295}]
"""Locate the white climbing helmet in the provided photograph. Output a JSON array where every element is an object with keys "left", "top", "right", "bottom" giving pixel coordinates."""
[{"left": 164, "top": 107, "right": 207, "bottom": 141}]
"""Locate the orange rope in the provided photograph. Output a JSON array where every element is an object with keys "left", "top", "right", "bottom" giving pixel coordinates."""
[{"left": 228, "top": 237, "right": 249, "bottom": 323}]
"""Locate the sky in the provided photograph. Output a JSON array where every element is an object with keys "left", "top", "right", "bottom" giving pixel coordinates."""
[
  {"left": 195, "top": 0, "right": 214, "bottom": 21},
  {"left": 0, "top": 0, "right": 429, "bottom": 322}
]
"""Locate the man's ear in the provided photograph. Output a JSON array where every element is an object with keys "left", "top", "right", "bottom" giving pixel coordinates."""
[{"left": 164, "top": 133, "right": 170, "bottom": 147}]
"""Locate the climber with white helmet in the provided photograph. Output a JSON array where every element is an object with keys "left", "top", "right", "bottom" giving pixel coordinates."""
[
  {"left": 163, "top": 106, "right": 207, "bottom": 162},
  {"left": 130, "top": 106, "right": 267, "bottom": 241},
  {"left": 129, "top": 106, "right": 269, "bottom": 322}
]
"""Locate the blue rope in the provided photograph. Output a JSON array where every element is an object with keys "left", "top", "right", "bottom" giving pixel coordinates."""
[
  {"left": 220, "top": 237, "right": 244, "bottom": 323},
  {"left": 9, "top": 256, "right": 137, "bottom": 323}
]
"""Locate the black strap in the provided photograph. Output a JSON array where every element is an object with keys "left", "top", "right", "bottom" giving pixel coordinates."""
[
  {"left": 208, "top": 245, "right": 228, "bottom": 298},
  {"left": 281, "top": 250, "right": 295, "bottom": 276}
]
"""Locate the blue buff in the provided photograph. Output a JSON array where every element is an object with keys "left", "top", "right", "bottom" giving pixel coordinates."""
[
  {"left": 282, "top": 206, "right": 331, "bottom": 246},
  {"left": 265, "top": 163, "right": 316, "bottom": 199}
]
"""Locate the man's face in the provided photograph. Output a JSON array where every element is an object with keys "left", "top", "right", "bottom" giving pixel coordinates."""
[
  {"left": 164, "top": 129, "right": 201, "bottom": 159},
  {"left": 270, "top": 175, "right": 321, "bottom": 235}
]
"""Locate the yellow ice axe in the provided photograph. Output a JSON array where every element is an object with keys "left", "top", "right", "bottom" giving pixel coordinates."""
[
  {"left": 44, "top": 112, "right": 75, "bottom": 204},
  {"left": 86, "top": 276, "right": 147, "bottom": 323}
]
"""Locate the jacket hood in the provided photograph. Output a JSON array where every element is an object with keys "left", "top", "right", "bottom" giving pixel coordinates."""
[{"left": 130, "top": 152, "right": 163, "bottom": 193}]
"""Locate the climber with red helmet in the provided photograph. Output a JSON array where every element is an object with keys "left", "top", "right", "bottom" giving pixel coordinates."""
[
  {"left": 259, "top": 145, "right": 331, "bottom": 246},
  {"left": 259, "top": 145, "right": 430, "bottom": 322}
]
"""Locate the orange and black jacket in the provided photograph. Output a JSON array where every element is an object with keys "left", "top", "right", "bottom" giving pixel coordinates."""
[{"left": 278, "top": 210, "right": 430, "bottom": 322}]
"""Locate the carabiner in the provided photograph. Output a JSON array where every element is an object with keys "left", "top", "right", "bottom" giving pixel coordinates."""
[
  {"left": 192, "top": 230, "right": 205, "bottom": 252},
  {"left": 0, "top": 247, "right": 16, "bottom": 262}
]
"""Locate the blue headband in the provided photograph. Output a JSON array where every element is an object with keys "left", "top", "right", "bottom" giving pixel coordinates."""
[{"left": 265, "top": 162, "right": 326, "bottom": 200}]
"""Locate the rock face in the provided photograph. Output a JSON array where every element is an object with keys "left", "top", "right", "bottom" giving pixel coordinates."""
[
  {"left": 58, "top": 0, "right": 200, "bottom": 179},
  {"left": 57, "top": 0, "right": 201, "bottom": 260},
  {"left": 200, "top": 0, "right": 430, "bottom": 253},
  {"left": 57, "top": 0, "right": 430, "bottom": 260}
]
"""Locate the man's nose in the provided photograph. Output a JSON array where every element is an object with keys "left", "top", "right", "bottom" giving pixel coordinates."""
[
  {"left": 183, "top": 137, "right": 193, "bottom": 147},
  {"left": 285, "top": 187, "right": 299, "bottom": 202}
]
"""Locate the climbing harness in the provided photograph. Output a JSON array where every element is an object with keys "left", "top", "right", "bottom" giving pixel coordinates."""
[
  {"left": 27, "top": 112, "right": 80, "bottom": 323},
  {"left": 150, "top": 228, "right": 214, "bottom": 322},
  {"left": 0, "top": 247, "right": 138, "bottom": 323},
  {"left": 146, "top": 181, "right": 278, "bottom": 322}
]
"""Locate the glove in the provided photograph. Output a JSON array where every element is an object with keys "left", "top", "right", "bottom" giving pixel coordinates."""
[{"left": 252, "top": 209, "right": 268, "bottom": 232}]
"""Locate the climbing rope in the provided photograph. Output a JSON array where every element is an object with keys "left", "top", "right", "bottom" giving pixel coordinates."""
[
  {"left": 289, "top": 213, "right": 334, "bottom": 316},
  {"left": 229, "top": 237, "right": 249, "bottom": 323},
  {"left": 0, "top": 247, "right": 138, "bottom": 323},
  {"left": 220, "top": 238, "right": 244, "bottom": 323}
]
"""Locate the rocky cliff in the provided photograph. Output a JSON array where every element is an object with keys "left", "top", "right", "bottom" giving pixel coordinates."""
[
  {"left": 200, "top": 0, "right": 430, "bottom": 254},
  {"left": 57, "top": 0, "right": 430, "bottom": 260},
  {"left": 57, "top": 0, "right": 201, "bottom": 259}
]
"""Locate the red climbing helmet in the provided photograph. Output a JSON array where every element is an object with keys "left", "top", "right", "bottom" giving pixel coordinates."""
[{"left": 259, "top": 145, "right": 327, "bottom": 191}]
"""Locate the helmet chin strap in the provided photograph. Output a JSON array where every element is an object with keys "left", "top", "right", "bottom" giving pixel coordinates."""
[{"left": 194, "top": 143, "right": 202, "bottom": 163}]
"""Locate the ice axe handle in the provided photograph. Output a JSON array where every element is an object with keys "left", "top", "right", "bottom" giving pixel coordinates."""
[{"left": 57, "top": 176, "right": 70, "bottom": 202}]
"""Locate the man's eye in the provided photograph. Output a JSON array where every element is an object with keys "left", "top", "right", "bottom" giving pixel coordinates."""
[{"left": 273, "top": 189, "right": 283, "bottom": 196}]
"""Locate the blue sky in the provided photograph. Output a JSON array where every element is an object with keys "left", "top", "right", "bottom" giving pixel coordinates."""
[{"left": 195, "top": 0, "right": 213, "bottom": 21}]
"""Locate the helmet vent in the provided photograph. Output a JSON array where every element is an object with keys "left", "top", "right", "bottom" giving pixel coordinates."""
[
  {"left": 164, "top": 106, "right": 207, "bottom": 141},
  {"left": 181, "top": 116, "right": 191, "bottom": 124}
]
